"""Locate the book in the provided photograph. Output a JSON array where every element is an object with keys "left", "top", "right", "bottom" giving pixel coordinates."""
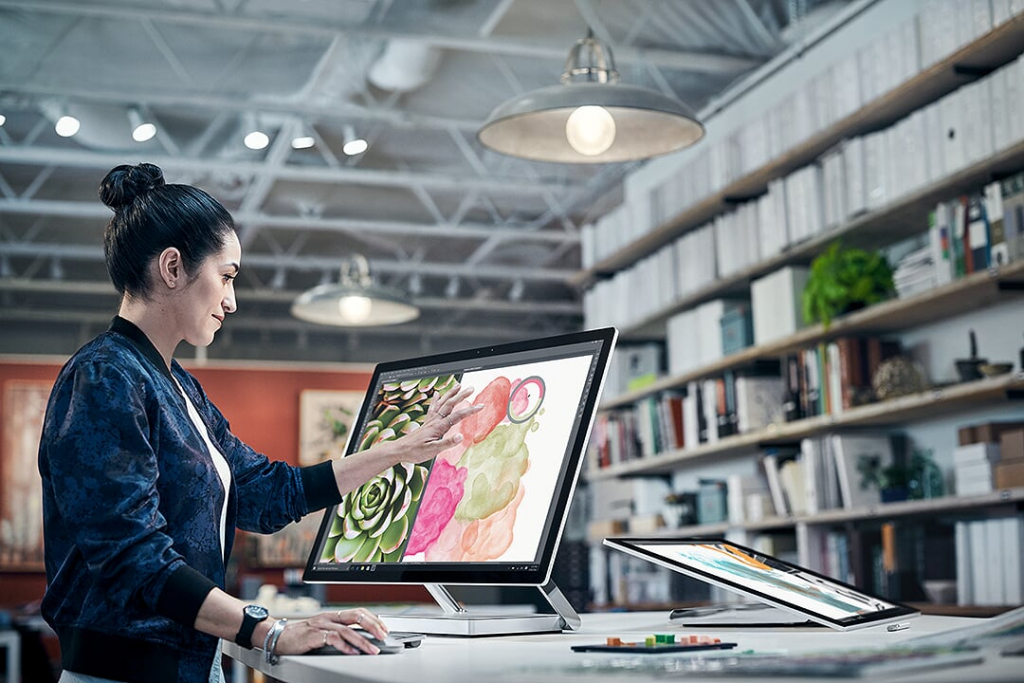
[{"left": 831, "top": 434, "right": 895, "bottom": 510}]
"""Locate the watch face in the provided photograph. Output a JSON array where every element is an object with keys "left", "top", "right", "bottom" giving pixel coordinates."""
[{"left": 245, "top": 605, "right": 269, "bottom": 620}]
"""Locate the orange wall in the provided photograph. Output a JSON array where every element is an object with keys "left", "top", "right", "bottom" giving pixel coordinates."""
[{"left": 0, "top": 356, "right": 428, "bottom": 609}]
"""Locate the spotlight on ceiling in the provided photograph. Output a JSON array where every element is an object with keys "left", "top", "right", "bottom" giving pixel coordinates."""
[
  {"left": 291, "top": 121, "right": 316, "bottom": 150},
  {"left": 128, "top": 107, "right": 157, "bottom": 142},
  {"left": 291, "top": 255, "right": 419, "bottom": 327},
  {"left": 342, "top": 125, "right": 368, "bottom": 156},
  {"left": 478, "top": 30, "right": 704, "bottom": 164},
  {"left": 54, "top": 112, "right": 81, "bottom": 138},
  {"left": 0, "top": 114, "right": 6, "bottom": 126},
  {"left": 243, "top": 113, "right": 269, "bottom": 150}
]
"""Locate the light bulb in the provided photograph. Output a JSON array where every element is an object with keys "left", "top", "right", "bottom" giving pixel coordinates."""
[
  {"left": 244, "top": 130, "right": 269, "bottom": 150},
  {"left": 55, "top": 115, "right": 81, "bottom": 137},
  {"left": 0, "top": 114, "right": 6, "bottom": 126},
  {"left": 343, "top": 138, "right": 368, "bottom": 156},
  {"left": 132, "top": 122, "right": 156, "bottom": 142},
  {"left": 565, "top": 105, "right": 615, "bottom": 156},
  {"left": 291, "top": 135, "right": 315, "bottom": 149},
  {"left": 338, "top": 295, "right": 372, "bottom": 323}
]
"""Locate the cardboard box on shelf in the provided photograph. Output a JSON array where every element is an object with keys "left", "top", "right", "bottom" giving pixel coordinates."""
[
  {"left": 957, "top": 421, "right": 1024, "bottom": 445},
  {"left": 995, "top": 460, "right": 1024, "bottom": 489},
  {"left": 999, "top": 429, "right": 1024, "bottom": 462}
]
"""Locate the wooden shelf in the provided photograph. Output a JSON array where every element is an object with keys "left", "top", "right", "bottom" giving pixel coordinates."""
[
  {"left": 592, "top": 488, "right": 1024, "bottom": 542},
  {"left": 571, "top": 15, "right": 1024, "bottom": 291},
  {"left": 601, "top": 260, "right": 1024, "bottom": 411},
  {"left": 587, "top": 373, "right": 1024, "bottom": 480},
  {"left": 620, "top": 139, "right": 1024, "bottom": 341}
]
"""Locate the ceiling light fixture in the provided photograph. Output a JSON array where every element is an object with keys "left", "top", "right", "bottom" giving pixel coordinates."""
[
  {"left": 477, "top": 30, "right": 704, "bottom": 163},
  {"left": 342, "top": 125, "right": 368, "bottom": 156},
  {"left": 291, "top": 122, "right": 316, "bottom": 150},
  {"left": 0, "top": 114, "right": 6, "bottom": 126},
  {"left": 243, "top": 113, "right": 269, "bottom": 150},
  {"left": 128, "top": 107, "right": 157, "bottom": 142},
  {"left": 54, "top": 111, "right": 81, "bottom": 138},
  {"left": 290, "top": 254, "right": 419, "bottom": 327}
]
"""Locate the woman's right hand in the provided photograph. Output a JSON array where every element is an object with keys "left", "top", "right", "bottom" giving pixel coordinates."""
[{"left": 270, "top": 607, "right": 389, "bottom": 656}]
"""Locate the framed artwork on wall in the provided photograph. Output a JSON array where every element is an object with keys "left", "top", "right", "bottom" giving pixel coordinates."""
[
  {"left": 253, "top": 389, "right": 364, "bottom": 567},
  {"left": 298, "top": 389, "right": 364, "bottom": 466},
  {"left": 1, "top": 380, "right": 51, "bottom": 571}
]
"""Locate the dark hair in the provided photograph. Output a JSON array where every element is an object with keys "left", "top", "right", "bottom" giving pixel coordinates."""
[{"left": 99, "top": 162, "right": 235, "bottom": 298}]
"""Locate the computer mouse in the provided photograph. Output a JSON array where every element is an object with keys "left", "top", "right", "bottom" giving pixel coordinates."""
[{"left": 306, "top": 635, "right": 404, "bottom": 655}]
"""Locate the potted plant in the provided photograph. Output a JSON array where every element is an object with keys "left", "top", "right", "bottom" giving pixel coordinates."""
[{"left": 802, "top": 243, "right": 895, "bottom": 328}]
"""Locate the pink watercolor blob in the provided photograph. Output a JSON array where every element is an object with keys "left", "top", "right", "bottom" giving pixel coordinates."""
[
  {"left": 405, "top": 458, "right": 467, "bottom": 556},
  {"left": 457, "top": 377, "right": 511, "bottom": 444}
]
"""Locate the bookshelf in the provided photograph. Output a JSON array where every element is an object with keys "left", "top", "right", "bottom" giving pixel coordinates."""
[
  {"left": 619, "top": 138, "right": 1024, "bottom": 341},
  {"left": 581, "top": 5, "right": 1024, "bottom": 612},
  {"left": 601, "top": 260, "right": 1024, "bottom": 412},
  {"left": 571, "top": 12, "right": 1024, "bottom": 290},
  {"left": 592, "top": 487, "right": 1024, "bottom": 542},
  {"left": 588, "top": 372, "right": 1024, "bottom": 480}
]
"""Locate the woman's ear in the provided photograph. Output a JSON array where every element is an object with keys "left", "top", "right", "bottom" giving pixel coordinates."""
[{"left": 157, "top": 247, "right": 183, "bottom": 289}]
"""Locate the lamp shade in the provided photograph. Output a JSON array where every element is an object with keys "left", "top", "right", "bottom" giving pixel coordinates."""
[
  {"left": 478, "top": 82, "right": 704, "bottom": 163},
  {"left": 290, "top": 256, "right": 419, "bottom": 327},
  {"left": 478, "top": 31, "right": 704, "bottom": 163}
]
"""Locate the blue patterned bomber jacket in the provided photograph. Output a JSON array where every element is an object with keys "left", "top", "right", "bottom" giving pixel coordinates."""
[{"left": 38, "top": 317, "right": 341, "bottom": 683}]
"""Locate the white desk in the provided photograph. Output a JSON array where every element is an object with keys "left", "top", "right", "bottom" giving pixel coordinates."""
[{"left": 223, "top": 611, "right": 1022, "bottom": 683}]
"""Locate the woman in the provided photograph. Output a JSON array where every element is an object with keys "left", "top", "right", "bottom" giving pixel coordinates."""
[{"left": 38, "top": 162, "right": 480, "bottom": 683}]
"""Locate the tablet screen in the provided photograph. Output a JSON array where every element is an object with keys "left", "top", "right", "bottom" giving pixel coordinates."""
[{"left": 604, "top": 538, "right": 918, "bottom": 630}]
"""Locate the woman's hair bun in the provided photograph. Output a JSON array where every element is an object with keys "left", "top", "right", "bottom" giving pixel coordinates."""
[{"left": 99, "top": 162, "right": 166, "bottom": 210}]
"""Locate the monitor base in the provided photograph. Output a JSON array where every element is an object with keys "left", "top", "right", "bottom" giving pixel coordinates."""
[
  {"left": 381, "top": 581, "right": 581, "bottom": 637},
  {"left": 381, "top": 612, "right": 566, "bottom": 637}
]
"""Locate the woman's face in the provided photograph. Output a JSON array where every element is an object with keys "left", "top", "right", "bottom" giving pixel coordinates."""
[{"left": 179, "top": 230, "right": 240, "bottom": 348}]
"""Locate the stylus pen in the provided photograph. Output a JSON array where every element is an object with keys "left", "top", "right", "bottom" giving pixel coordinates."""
[{"left": 886, "top": 622, "right": 911, "bottom": 632}]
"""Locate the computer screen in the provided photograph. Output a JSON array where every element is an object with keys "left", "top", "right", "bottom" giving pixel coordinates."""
[{"left": 303, "top": 327, "right": 617, "bottom": 587}]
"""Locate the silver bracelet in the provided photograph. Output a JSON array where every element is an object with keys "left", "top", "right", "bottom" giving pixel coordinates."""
[{"left": 264, "top": 618, "right": 288, "bottom": 665}]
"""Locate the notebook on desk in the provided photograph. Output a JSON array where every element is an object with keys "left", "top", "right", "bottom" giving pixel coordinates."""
[{"left": 604, "top": 537, "right": 919, "bottom": 632}]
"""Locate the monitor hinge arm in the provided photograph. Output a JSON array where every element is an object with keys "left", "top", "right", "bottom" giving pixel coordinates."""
[
  {"left": 539, "top": 579, "right": 582, "bottom": 631},
  {"left": 425, "top": 584, "right": 468, "bottom": 614}
]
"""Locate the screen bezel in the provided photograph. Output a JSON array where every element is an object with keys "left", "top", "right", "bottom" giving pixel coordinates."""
[
  {"left": 603, "top": 537, "right": 919, "bottom": 631},
  {"left": 303, "top": 326, "right": 617, "bottom": 587}
]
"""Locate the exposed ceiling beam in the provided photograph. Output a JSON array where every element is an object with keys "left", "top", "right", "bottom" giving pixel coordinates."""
[
  {"left": 0, "top": 146, "right": 579, "bottom": 195},
  {"left": 0, "top": 277, "right": 583, "bottom": 315},
  {"left": 0, "top": 199, "right": 580, "bottom": 244},
  {"left": 0, "top": 243, "right": 577, "bottom": 282},
  {"left": 1, "top": 307, "right": 561, "bottom": 341},
  {"left": 0, "top": 0, "right": 763, "bottom": 74},
  {"left": 0, "top": 81, "right": 480, "bottom": 131}
]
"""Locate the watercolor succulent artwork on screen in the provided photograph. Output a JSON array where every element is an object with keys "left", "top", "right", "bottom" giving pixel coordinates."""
[{"left": 319, "top": 354, "right": 593, "bottom": 564}]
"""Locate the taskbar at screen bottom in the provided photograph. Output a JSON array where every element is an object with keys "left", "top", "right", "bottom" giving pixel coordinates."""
[{"left": 305, "top": 562, "right": 546, "bottom": 584}]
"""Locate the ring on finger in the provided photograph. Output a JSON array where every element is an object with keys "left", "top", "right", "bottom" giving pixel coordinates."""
[
  {"left": 445, "top": 415, "right": 453, "bottom": 427},
  {"left": 356, "top": 614, "right": 363, "bottom": 624},
  {"left": 322, "top": 630, "right": 329, "bottom": 646}
]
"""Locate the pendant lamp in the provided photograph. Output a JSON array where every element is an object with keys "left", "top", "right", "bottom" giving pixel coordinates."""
[
  {"left": 291, "top": 255, "right": 419, "bottom": 327},
  {"left": 478, "top": 31, "right": 704, "bottom": 164}
]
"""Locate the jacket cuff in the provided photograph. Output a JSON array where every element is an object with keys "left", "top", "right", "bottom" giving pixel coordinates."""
[
  {"left": 155, "top": 564, "right": 217, "bottom": 627},
  {"left": 301, "top": 460, "right": 343, "bottom": 512}
]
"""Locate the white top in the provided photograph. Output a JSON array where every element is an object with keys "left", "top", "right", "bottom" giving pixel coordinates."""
[
  {"left": 175, "top": 379, "right": 232, "bottom": 554},
  {"left": 224, "top": 610, "right": 1020, "bottom": 683}
]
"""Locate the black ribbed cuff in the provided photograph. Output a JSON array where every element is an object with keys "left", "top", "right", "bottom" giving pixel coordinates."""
[
  {"left": 301, "top": 460, "right": 343, "bottom": 512},
  {"left": 155, "top": 564, "right": 217, "bottom": 627}
]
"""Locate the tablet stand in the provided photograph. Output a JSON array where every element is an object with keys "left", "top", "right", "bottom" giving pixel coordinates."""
[{"left": 381, "top": 580, "right": 582, "bottom": 636}]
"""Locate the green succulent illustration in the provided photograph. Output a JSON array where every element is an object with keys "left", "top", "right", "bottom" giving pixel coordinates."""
[
  {"left": 321, "top": 462, "right": 428, "bottom": 562},
  {"left": 357, "top": 374, "right": 459, "bottom": 451},
  {"left": 321, "top": 373, "right": 460, "bottom": 563}
]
